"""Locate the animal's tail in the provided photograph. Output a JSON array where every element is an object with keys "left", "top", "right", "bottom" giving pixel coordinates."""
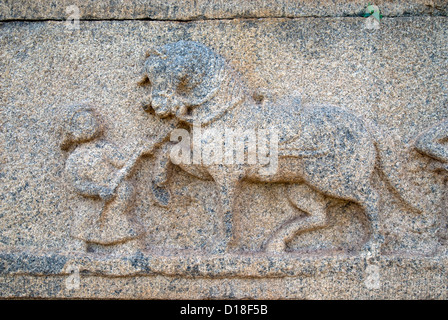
[{"left": 364, "top": 119, "right": 425, "bottom": 213}]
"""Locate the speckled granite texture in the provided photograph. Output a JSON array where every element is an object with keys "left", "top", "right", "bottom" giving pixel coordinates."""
[
  {"left": 1, "top": 0, "right": 447, "bottom": 20},
  {"left": 0, "top": 1, "right": 447, "bottom": 299}
]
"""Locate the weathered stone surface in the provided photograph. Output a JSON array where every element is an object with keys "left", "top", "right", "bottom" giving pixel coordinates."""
[
  {"left": 0, "top": 0, "right": 447, "bottom": 21},
  {"left": 0, "top": 255, "right": 447, "bottom": 299},
  {"left": 0, "top": 11, "right": 447, "bottom": 299}
]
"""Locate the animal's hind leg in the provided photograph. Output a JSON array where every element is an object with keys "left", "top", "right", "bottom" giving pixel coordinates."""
[
  {"left": 355, "top": 184, "right": 384, "bottom": 259},
  {"left": 264, "top": 184, "right": 330, "bottom": 253}
]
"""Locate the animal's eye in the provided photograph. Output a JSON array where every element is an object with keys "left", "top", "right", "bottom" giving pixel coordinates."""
[
  {"left": 137, "top": 75, "right": 151, "bottom": 87},
  {"left": 186, "top": 106, "right": 194, "bottom": 116},
  {"left": 176, "top": 75, "right": 191, "bottom": 95}
]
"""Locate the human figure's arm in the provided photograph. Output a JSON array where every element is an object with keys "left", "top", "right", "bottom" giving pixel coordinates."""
[
  {"left": 65, "top": 150, "right": 114, "bottom": 201},
  {"left": 72, "top": 179, "right": 114, "bottom": 201},
  {"left": 141, "top": 116, "right": 179, "bottom": 156},
  {"left": 100, "top": 141, "right": 126, "bottom": 168}
]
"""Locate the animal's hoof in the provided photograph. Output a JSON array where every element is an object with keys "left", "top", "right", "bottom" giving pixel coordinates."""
[{"left": 264, "top": 240, "right": 286, "bottom": 254}]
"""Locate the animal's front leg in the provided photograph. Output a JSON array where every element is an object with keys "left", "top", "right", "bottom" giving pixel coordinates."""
[
  {"left": 151, "top": 142, "right": 173, "bottom": 207},
  {"left": 211, "top": 171, "right": 241, "bottom": 254}
]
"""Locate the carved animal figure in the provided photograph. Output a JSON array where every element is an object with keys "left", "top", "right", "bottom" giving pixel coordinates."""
[
  {"left": 138, "top": 41, "right": 421, "bottom": 257},
  {"left": 414, "top": 119, "right": 448, "bottom": 172}
]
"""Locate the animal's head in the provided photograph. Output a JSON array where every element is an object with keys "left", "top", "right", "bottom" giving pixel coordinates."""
[{"left": 139, "top": 41, "right": 226, "bottom": 123}]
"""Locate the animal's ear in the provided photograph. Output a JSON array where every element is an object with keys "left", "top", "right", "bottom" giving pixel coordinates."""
[
  {"left": 60, "top": 131, "right": 73, "bottom": 151},
  {"left": 145, "top": 47, "right": 168, "bottom": 59}
]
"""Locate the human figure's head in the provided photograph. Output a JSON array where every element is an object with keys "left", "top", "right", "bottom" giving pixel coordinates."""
[{"left": 60, "top": 105, "right": 103, "bottom": 151}]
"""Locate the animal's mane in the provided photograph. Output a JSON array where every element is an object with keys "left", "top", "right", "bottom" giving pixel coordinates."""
[{"left": 143, "top": 41, "right": 248, "bottom": 125}]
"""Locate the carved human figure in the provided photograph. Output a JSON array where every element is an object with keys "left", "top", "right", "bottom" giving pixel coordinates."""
[
  {"left": 415, "top": 119, "right": 448, "bottom": 172},
  {"left": 60, "top": 105, "right": 145, "bottom": 246},
  {"left": 138, "top": 41, "right": 423, "bottom": 258}
]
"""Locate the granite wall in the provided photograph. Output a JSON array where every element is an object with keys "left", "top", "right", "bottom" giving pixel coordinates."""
[{"left": 0, "top": 1, "right": 447, "bottom": 299}]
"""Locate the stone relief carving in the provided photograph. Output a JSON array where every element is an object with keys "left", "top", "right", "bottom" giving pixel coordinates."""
[
  {"left": 1, "top": 6, "right": 446, "bottom": 299},
  {"left": 134, "top": 40, "right": 425, "bottom": 259},
  {"left": 55, "top": 41, "right": 441, "bottom": 265},
  {"left": 60, "top": 105, "right": 147, "bottom": 249},
  {"left": 414, "top": 119, "right": 448, "bottom": 245},
  {"left": 414, "top": 119, "right": 448, "bottom": 172}
]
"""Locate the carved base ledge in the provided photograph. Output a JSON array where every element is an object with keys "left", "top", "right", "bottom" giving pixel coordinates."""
[
  {"left": 0, "top": 250, "right": 446, "bottom": 299},
  {"left": 1, "top": 249, "right": 446, "bottom": 278}
]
